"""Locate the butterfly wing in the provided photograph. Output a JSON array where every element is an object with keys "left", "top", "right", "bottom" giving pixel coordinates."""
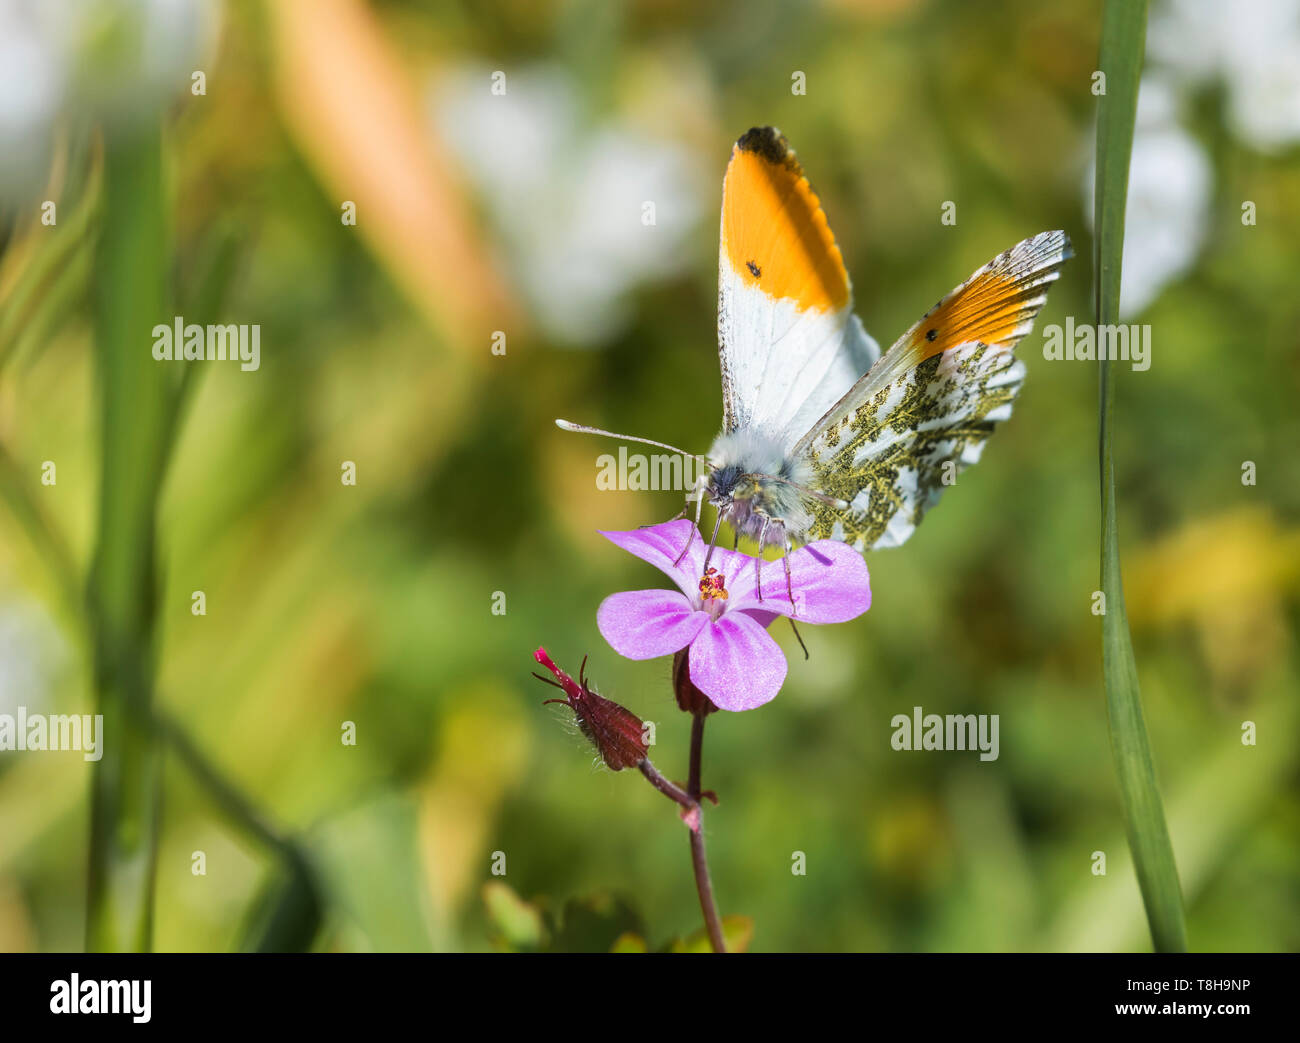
[
  {"left": 717, "top": 127, "right": 879, "bottom": 447},
  {"left": 796, "top": 230, "right": 1072, "bottom": 550}
]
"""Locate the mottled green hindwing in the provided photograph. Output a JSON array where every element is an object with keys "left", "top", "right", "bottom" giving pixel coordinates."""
[{"left": 805, "top": 341, "right": 1024, "bottom": 550}]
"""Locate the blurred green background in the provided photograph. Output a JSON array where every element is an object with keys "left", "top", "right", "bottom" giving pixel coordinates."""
[{"left": 0, "top": 0, "right": 1296, "bottom": 952}]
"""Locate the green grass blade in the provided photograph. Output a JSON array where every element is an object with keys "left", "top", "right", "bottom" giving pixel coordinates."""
[
  {"left": 1094, "top": 0, "right": 1188, "bottom": 953},
  {"left": 0, "top": 164, "right": 101, "bottom": 369},
  {"left": 85, "top": 124, "right": 173, "bottom": 953}
]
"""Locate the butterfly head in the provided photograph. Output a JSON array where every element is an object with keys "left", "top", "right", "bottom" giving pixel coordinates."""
[
  {"left": 701, "top": 429, "right": 820, "bottom": 541},
  {"left": 703, "top": 462, "right": 748, "bottom": 508}
]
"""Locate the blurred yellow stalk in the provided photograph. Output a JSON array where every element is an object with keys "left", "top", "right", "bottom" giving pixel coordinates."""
[{"left": 264, "top": 0, "right": 520, "bottom": 353}]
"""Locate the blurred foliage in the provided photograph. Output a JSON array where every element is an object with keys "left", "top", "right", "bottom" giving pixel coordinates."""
[
  {"left": 481, "top": 881, "right": 753, "bottom": 953},
  {"left": 0, "top": 0, "right": 1296, "bottom": 952}
]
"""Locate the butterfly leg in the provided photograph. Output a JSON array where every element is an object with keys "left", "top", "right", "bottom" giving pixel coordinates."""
[
  {"left": 787, "top": 618, "right": 809, "bottom": 660},
  {"left": 644, "top": 503, "right": 694, "bottom": 566},
  {"left": 641, "top": 504, "right": 689, "bottom": 529},
  {"left": 754, "top": 515, "right": 771, "bottom": 602},
  {"left": 701, "top": 507, "right": 726, "bottom": 573},
  {"left": 777, "top": 527, "right": 806, "bottom": 655},
  {"left": 667, "top": 484, "right": 707, "bottom": 566},
  {"left": 781, "top": 527, "right": 796, "bottom": 614},
  {"left": 672, "top": 523, "right": 693, "bottom": 568},
  {"left": 669, "top": 479, "right": 709, "bottom": 566}
]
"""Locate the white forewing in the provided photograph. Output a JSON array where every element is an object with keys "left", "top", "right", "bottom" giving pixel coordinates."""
[
  {"left": 717, "top": 267, "right": 879, "bottom": 446},
  {"left": 714, "top": 126, "right": 880, "bottom": 451}
]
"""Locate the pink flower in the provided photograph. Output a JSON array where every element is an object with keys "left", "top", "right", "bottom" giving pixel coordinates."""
[{"left": 596, "top": 520, "right": 871, "bottom": 712}]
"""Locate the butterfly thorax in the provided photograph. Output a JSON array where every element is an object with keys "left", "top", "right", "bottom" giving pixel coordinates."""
[{"left": 705, "top": 429, "right": 814, "bottom": 542}]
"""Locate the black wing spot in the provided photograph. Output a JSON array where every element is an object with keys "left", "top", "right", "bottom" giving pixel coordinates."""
[
  {"left": 925, "top": 328, "right": 938, "bottom": 341},
  {"left": 747, "top": 260, "right": 762, "bottom": 278}
]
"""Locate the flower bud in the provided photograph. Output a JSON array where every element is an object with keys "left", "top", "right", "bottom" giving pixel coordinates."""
[
  {"left": 533, "top": 647, "right": 648, "bottom": 771},
  {"left": 672, "top": 647, "right": 717, "bottom": 717}
]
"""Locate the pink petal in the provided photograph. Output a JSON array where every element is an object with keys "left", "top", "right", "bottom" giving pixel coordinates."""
[
  {"left": 597, "top": 589, "right": 707, "bottom": 660},
  {"left": 598, "top": 520, "right": 705, "bottom": 599},
  {"left": 688, "top": 611, "right": 787, "bottom": 711},
  {"left": 727, "top": 540, "right": 871, "bottom": 624},
  {"left": 739, "top": 607, "right": 781, "bottom": 629}
]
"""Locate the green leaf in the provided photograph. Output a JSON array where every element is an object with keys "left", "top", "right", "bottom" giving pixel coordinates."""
[
  {"left": 609, "top": 931, "right": 649, "bottom": 953},
  {"left": 1094, "top": 0, "right": 1188, "bottom": 953},
  {"left": 671, "top": 914, "right": 754, "bottom": 953},
  {"left": 238, "top": 849, "right": 325, "bottom": 954},
  {"left": 482, "top": 882, "right": 547, "bottom": 951},
  {"left": 309, "top": 793, "right": 439, "bottom": 952},
  {"left": 85, "top": 124, "right": 173, "bottom": 953},
  {"left": 0, "top": 159, "right": 101, "bottom": 370},
  {"left": 547, "top": 892, "right": 644, "bottom": 953}
]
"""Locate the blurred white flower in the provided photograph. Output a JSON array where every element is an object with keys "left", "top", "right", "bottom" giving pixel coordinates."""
[
  {"left": 1081, "top": 0, "right": 1300, "bottom": 316},
  {"left": 68, "top": 0, "right": 217, "bottom": 127},
  {"left": 0, "top": 598, "right": 68, "bottom": 722},
  {"left": 432, "top": 64, "right": 706, "bottom": 347},
  {"left": 1083, "top": 76, "right": 1212, "bottom": 318},
  {"left": 1150, "top": 0, "right": 1300, "bottom": 150},
  {"left": 0, "top": 0, "right": 218, "bottom": 203},
  {"left": 0, "top": 2, "right": 67, "bottom": 202},
  {"left": 1081, "top": 75, "right": 1211, "bottom": 314}
]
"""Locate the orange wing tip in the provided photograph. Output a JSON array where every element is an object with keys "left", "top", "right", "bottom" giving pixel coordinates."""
[
  {"left": 735, "top": 126, "right": 798, "bottom": 170},
  {"left": 722, "top": 127, "right": 851, "bottom": 313},
  {"left": 1004, "top": 230, "right": 1073, "bottom": 271},
  {"left": 897, "top": 230, "right": 1073, "bottom": 365}
]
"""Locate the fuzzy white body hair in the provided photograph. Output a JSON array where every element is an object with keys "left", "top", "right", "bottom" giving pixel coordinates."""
[{"left": 705, "top": 428, "right": 815, "bottom": 543}]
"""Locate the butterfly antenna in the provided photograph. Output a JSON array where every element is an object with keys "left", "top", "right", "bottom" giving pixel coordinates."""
[
  {"left": 746, "top": 472, "right": 849, "bottom": 511},
  {"left": 555, "top": 420, "right": 707, "bottom": 464}
]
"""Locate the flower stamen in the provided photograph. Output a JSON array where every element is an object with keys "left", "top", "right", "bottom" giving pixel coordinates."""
[{"left": 698, "top": 567, "right": 729, "bottom": 602}]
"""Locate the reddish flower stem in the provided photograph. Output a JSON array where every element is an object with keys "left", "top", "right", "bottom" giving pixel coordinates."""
[
  {"left": 687, "top": 710, "right": 727, "bottom": 953},
  {"left": 638, "top": 759, "right": 696, "bottom": 811}
]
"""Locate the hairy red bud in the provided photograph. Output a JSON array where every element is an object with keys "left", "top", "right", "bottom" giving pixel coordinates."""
[{"left": 534, "top": 647, "right": 648, "bottom": 771}]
